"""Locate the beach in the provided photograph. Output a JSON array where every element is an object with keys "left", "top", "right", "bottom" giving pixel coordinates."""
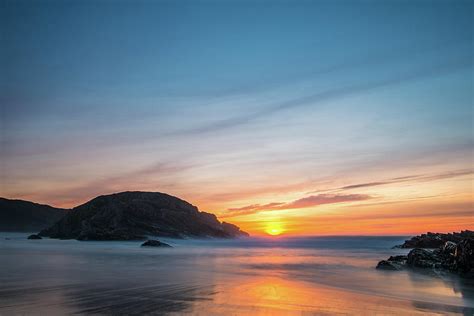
[{"left": 1, "top": 233, "right": 473, "bottom": 315}]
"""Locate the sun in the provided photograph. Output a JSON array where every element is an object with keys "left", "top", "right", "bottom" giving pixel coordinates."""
[
  {"left": 265, "top": 222, "right": 284, "bottom": 236},
  {"left": 267, "top": 228, "right": 282, "bottom": 236}
]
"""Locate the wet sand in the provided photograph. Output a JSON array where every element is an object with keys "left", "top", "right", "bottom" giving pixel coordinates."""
[{"left": 1, "top": 233, "right": 473, "bottom": 315}]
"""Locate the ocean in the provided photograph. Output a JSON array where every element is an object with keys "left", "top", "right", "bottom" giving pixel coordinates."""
[{"left": 0, "top": 233, "right": 473, "bottom": 315}]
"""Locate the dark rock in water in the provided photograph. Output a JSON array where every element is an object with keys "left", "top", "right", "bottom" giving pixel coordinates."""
[
  {"left": 40, "top": 191, "right": 249, "bottom": 241},
  {"left": 406, "top": 248, "right": 440, "bottom": 268},
  {"left": 376, "top": 255, "right": 407, "bottom": 270},
  {"left": 376, "top": 260, "right": 399, "bottom": 270},
  {"left": 395, "top": 230, "right": 474, "bottom": 249},
  {"left": 377, "top": 238, "right": 474, "bottom": 277},
  {"left": 0, "top": 198, "right": 67, "bottom": 232},
  {"left": 454, "top": 239, "right": 474, "bottom": 274},
  {"left": 141, "top": 240, "right": 172, "bottom": 248},
  {"left": 27, "top": 234, "right": 42, "bottom": 240}
]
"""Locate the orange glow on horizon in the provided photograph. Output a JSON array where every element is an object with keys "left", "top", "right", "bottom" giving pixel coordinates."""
[{"left": 4, "top": 167, "right": 473, "bottom": 237}]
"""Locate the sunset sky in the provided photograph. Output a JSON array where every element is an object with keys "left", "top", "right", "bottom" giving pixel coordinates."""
[{"left": 1, "top": 0, "right": 473, "bottom": 236}]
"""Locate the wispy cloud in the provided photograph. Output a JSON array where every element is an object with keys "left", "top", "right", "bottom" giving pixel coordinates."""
[
  {"left": 222, "top": 168, "right": 473, "bottom": 218},
  {"left": 283, "top": 194, "right": 371, "bottom": 209},
  {"left": 223, "top": 193, "right": 372, "bottom": 218},
  {"left": 228, "top": 202, "right": 285, "bottom": 212},
  {"left": 18, "top": 161, "right": 195, "bottom": 208},
  {"left": 340, "top": 182, "right": 389, "bottom": 190},
  {"left": 171, "top": 55, "right": 473, "bottom": 136},
  {"left": 339, "top": 169, "right": 473, "bottom": 191}
]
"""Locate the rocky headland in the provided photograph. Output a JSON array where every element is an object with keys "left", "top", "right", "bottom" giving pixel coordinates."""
[
  {"left": 377, "top": 231, "right": 474, "bottom": 278},
  {"left": 0, "top": 198, "right": 67, "bottom": 232},
  {"left": 39, "top": 191, "right": 249, "bottom": 240}
]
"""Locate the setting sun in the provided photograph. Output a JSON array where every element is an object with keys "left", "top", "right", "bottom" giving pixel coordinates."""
[{"left": 266, "top": 223, "right": 284, "bottom": 236}]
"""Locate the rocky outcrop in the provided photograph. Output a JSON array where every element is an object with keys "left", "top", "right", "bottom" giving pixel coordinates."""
[
  {"left": 377, "top": 238, "right": 474, "bottom": 277},
  {"left": 376, "top": 255, "right": 406, "bottom": 270},
  {"left": 406, "top": 248, "right": 439, "bottom": 268},
  {"left": 0, "top": 198, "right": 67, "bottom": 232},
  {"left": 453, "top": 239, "right": 474, "bottom": 273},
  {"left": 141, "top": 240, "right": 172, "bottom": 247},
  {"left": 394, "top": 230, "right": 474, "bottom": 249},
  {"left": 27, "top": 234, "right": 42, "bottom": 240},
  {"left": 40, "top": 191, "right": 249, "bottom": 240}
]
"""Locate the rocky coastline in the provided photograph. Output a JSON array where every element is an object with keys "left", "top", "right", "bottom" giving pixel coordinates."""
[
  {"left": 377, "top": 231, "right": 473, "bottom": 278},
  {"left": 393, "top": 230, "right": 474, "bottom": 249}
]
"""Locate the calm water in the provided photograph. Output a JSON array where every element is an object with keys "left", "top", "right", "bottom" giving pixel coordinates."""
[{"left": 1, "top": 233, "right": 473, "bottom": 315}]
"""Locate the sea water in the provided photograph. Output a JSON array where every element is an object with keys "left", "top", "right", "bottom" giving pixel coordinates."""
[{"left": 0, "top": 233, "right": 473, "bottom": 315}]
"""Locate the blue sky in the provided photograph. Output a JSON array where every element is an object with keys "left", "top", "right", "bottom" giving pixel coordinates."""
[{"left": 1, "top": 0, "right": 473, "bottom": 234}]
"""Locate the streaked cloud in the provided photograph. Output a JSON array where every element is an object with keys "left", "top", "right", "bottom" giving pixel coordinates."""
[
  {"left": 338, "top": 169, "right": 473, "bottom": 191},
  {"left": 223, "top": 194, "right": 372, "bottom": 218},
  {"left": 283, "top": 194, "right": 372, "bottom": 209},
  {"left": 172, "top": 55, "right": 473, "bottom": 136},
  {"left": 228, "top": 202, "right": 285, "bottom": 212},
  {"left": 15, "top": 161, "right": 195, "bottom": 207},
  {"left": 340, "top": 182, "right": 388, "bottom": 190}
]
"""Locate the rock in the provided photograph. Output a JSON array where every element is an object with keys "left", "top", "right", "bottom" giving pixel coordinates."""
[
  {"left": 141, "top": 240, "right": 172, "bottom": 248},
  {"left": 0, "top": 198, "right": 67, "bottom": 232},
  {"left": 40, "top": 191, "right": 249, "bottom": 241},
  {"left": 407, "top": 248, "right": 440, "bottom": 268},
  {"left": 453, "top": 239, "right": 474, "bottom": 274},
  {"left": 376, "top": 255, "right": 407, "bottom": 270},
  {"left": 377, "top": 236, "right": 474, "bottom": 277},
  {"left": 27, "top": 234, "right": 42, "bottom": 240},
  {"left": 443, "top": 241, "right": 457, "bottom": 254},
  {"left": 395, "top": 230, "right": 474, "bottom": 249},
  {"left": 376, "top": 249, "right": 442, "bottom": 271}
]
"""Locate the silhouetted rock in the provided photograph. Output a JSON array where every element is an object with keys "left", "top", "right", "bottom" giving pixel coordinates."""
[
  {"left": 376, "top": 255, "right": 406, "bottom": 270},
  {"left": 454, "top": 239, "right": 474, "bottom": 274},
  {"left": 395, "top": 230, "right": 474, "bottom": 249},
  {"left": 443, "top": 241, "right": 457, "bottom": 254},
  {"left": 0, "top": 198, "right": 67, "bottom": 232},
  {"left": 40, "top": 191, "right": 249, "bottom": 240},
  {"left": 27, "top": 234, "right": 42, "bottom": 240},
  {"left": 141, "top": 240, "right": 172, "bottom": 247},
  {"left": 407, "top": 248, "right": 440, "bottom": 268},
  {"left": 377, "top": 237, "right": 474, "bottom": 277}
]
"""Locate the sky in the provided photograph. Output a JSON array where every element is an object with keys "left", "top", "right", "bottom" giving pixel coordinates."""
[{"left": 1, "top": 0, "right": 473, "bottom": 236}]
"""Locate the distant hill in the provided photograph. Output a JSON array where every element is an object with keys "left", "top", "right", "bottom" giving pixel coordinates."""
[
  {"left": 40, "top": 191, "right": 248, "bottom": 240},
  {"left": 0, "top": 198, "right": 67, "bottom": 232}
]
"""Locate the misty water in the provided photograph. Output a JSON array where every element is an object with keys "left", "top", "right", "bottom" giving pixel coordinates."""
[{"left": 1, "top": 233, "right": 473, "bottom": 315}]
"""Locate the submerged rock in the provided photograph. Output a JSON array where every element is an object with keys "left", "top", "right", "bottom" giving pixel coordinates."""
[
  {"left": 141, "top": 240, "right": 172, "bottom": 248},
  {"left": 27, "top": 234, "right": 42, "bottom": 240},
  {"left": 39, "top": 191, "right": 249, "bottom": 241}
]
